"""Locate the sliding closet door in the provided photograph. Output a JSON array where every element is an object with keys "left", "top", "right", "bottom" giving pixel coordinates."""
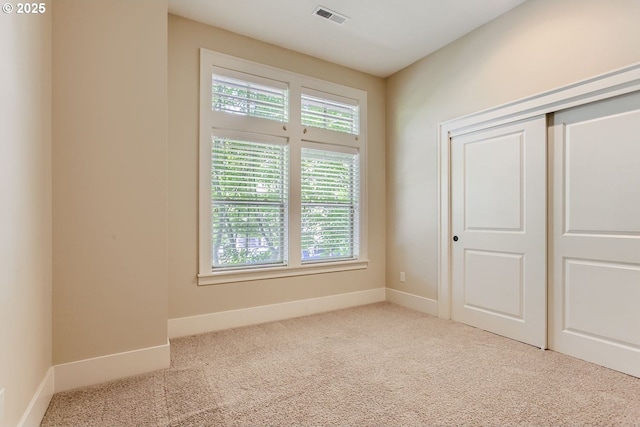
[
  {"left": 451, "top": 116, "right": 547, "bottom": 349},
  {"left": 549, "top": 91, "right": 640, "bottom": 377}
]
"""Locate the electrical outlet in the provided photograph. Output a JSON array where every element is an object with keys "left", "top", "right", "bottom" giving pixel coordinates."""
[
  {"left": 400, "top": 272, "right": 405, "bottom": 282},
  {"left": 0, "top": 388, "right": 5, "bottom": 421}
]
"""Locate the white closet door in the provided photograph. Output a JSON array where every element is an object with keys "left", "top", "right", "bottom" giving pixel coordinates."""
[
  {"left": 549, "top": 91, "right": 640, "bottom": 377},
  {"left": 451, "top": 116, "right": 547, "bottom": 349}
]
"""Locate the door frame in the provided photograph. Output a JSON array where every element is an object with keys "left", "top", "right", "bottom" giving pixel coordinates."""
[{"left": 437, "top": 62, "right": 640, "bottom": 320}]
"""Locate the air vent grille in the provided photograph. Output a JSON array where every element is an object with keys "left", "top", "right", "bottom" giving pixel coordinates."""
[{"left": 313, "top": 6, "right": 349, "bottom": 25}]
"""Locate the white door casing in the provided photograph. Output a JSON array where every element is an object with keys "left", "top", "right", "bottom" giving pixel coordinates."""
[
  {"left": 450, "top": 117, "right": 547, "bottom": 349},
  {"left": 549, "top": 91, "right": 640, "bottom": 377}
]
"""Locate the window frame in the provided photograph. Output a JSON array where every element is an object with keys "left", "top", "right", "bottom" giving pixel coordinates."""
[{"left": 199, "top": 49, "right": 368, "bottom": 285}]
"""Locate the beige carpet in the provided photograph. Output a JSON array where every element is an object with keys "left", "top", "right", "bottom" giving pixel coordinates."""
[{"left": 42, "top": 302, "right": 640, "bottom": 426}]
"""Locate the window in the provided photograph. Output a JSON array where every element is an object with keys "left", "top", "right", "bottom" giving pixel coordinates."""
[
  {"left": 301, "top": 90, "right": 359, "bottom": 134},
  {"left": 212, "top": 69, "right": 288, "bottom": 122},
  {"left": 199, "top": 50, "right": 368, "bottom": 284},
  {"left": 211, "top": 134, "right": 288, "bottom": 269},
  {"left": 301, "top": 147, "right": 359, "bottom": 263}
]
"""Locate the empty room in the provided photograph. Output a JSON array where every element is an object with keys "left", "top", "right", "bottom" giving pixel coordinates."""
[{"left": 2, "top": 0, "right": 640, "bottom": 425}]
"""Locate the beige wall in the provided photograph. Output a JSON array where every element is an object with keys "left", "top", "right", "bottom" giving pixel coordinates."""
[
  {"left": 386, "top": 0, "right": 640, "bottom": 300},
  {"left": 168, "top": 15, "right": 386, "bottom": 318},
  {"left": 0, "top": 2, "right": 52, "bottom": 425},
  {"left": 52, "top": 0, "right": 168, "bottom": 364},
  {"left": 9, "top": 3, "right": 637, "bottom": 417}
]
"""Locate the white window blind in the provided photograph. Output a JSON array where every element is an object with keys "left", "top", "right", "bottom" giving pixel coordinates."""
[
  {"left": 301, "top": 147, "right": 359, "bottom": 263},
  {"left": 212, "top": 71, "right": 289, "bottom": 122},
  {"left": 211, "top": 136, "right": 288, "bottom": 269},
  {"left": 301, "top": 90, "right": 359, "bottom": 135}
]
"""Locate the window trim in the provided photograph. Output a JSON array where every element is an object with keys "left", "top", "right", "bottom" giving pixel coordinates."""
[{"left": 198, "top": 49, "right": 368, "bottom": 285}]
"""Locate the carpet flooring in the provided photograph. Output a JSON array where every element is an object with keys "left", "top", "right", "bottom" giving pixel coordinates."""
[{"left": 41, "top": 302, "right": 640, "bottom": 426}]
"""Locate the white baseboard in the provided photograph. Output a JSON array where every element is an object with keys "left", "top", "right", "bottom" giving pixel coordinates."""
[
  {"left": 169, "top": 288, "right": 387, "bottom": 339},
  {"left": 47, "top": 288, "right": 428, "bottom": 396},
  {"left": 17, "top": 367, "right": 54, "bottom": 427},
  {"left": 386, "top": 288, "right": 438, "bottom": 316},
  {"left": 54, "top": 340, "right": 170, "bottom": 393}
]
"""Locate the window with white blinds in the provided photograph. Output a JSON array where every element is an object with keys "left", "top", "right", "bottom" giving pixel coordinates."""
[
  {"left": 301, "top": 90, "right": 359, "bottom": 135},
  {"left": 301, "top": 147, "right": 359, "bottom": 263},
  {"left": 200, "top": 49, "right": 367, "bottom": 284},
  {"left": 211, "top": 135, "right": 288, "bottom": 268},
  {"left": 212, "top": 70, "right": 288, "bottom": 122}
]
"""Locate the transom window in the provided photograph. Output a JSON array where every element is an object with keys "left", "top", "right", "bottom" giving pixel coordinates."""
[
  {"left": 301, "top": 89, "right": 359, "bottom": 134},
  {"left": 212, "top": 69, "right": 288, "bottom": 122},
  {"left": 199, "top": 49, "right": 368, "bottom": 285}
]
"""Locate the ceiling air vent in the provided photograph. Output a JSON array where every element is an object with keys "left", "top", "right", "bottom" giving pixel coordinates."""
[{"left": 313, "top": 6, "right": 349, "bottom": 25}]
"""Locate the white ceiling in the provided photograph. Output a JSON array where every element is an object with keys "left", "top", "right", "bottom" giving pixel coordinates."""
[{"left": 168, "top": 0, "right": 527, "bottom": 78}]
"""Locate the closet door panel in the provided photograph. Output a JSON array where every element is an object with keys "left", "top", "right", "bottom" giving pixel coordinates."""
[
  {"left": 550, "top": 91, "right": 640, "bottom": 378},
  {"left": 451, "top": 116, "right": 547, "bottom": 349}
]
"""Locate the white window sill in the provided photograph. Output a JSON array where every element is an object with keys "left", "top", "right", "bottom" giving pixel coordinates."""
[{"left": 197, "top": 259, "right": 369, "bottom": 286}]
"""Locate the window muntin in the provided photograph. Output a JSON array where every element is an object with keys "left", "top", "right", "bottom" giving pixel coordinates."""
[
  {"left": 211, "top": 135, "right": 288, "bottom": 269},
  {"left": 301, "top": 89, "right": 359, "bottom": 135},
  {"left": 301, "top": 147, "right": 359, "bottom": 263},
  {"left": 212, "top": 71, "right": 288, "bottom": 122}
]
